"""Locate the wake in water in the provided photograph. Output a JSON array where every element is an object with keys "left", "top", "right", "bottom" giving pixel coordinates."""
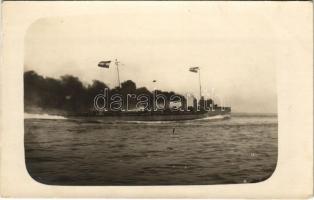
[
  {"left": 124, "top": 114, "right": 231, "bottom": 124},
  {"left": 24, "top": 113, "right": 67, "bottom": 120},
  {"left": 194, "top": 114, "right": 230, "bottom": 121}
]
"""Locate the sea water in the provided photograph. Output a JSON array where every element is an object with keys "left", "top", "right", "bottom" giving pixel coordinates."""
[{"left": 24, "top": 113, "right": 277, "bottom": 185}]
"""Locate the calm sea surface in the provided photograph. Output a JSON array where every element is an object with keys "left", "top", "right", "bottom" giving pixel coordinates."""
[{"left": 24, "top": 113, "right": 277, "bottom": 185}]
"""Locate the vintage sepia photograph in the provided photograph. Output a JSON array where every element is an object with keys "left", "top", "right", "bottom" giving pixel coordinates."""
[{"left": 23, "top": 5, "right": 278, "bottom": 186}]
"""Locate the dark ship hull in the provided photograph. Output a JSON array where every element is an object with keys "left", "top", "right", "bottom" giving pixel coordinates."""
[{"left": 68, "top": 107, "right": 231, "bottom": 122}]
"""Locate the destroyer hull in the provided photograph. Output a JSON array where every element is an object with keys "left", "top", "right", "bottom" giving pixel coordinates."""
[{"left": 68, "top": 108, "right": 231, "bottom": 122}]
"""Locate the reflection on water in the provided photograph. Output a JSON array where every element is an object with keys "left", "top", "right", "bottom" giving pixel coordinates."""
[{"left": 24, "top": 113, "right": 277, "bottom": 185}]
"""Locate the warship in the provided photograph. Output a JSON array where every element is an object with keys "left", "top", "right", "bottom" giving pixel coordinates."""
[{"left": 67, "top": 59, "right": 231, "bottom": 121}]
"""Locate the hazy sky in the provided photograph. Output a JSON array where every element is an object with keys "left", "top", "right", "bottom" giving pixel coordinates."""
[{"left": 25, "top": 4, "right": 280, "bottom": 113}]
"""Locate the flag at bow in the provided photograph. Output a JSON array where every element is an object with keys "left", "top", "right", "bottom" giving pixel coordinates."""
[
  {"left": 98, "top": 61, "right": 111, "bottom": 68},
  {"left": 189, "top": 67, "right": 199, "bottom": 73}
]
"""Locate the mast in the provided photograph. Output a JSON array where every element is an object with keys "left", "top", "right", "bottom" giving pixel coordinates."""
[
  {"left": 198, "top": 68, "right": 202, "bottom": 99},
  {"left": 115, "top": 59, "right": 121, "bottom": 88},
  {"left": 188, "top": 66, "right": 202, "bottom": 100},
  {"left": 152, "top": 80, "right": 157, "bottom": 111}
]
